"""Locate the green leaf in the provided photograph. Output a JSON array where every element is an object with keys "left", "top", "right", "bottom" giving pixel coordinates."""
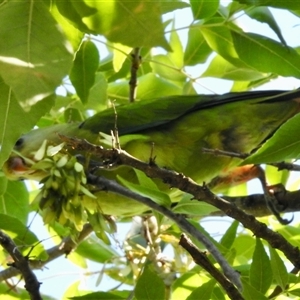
[
  {"left": 269, "top": 246, "right": 289, "bottom": 290},
  {"left": 245, "top": 6, "right": 287, "bottom": 46},
  {"left": 0, "top": 81, "right": 55, "bottom": 168},
  {"left": 69, "top": 291, "right": 124, "bottom": 299},
  {"left": 276, "top": 224, "right": 300, "bottom": 249},
  {"left": 107, "top": 73, "right": 182, "bottom": 102},
  {"left": 55, "top": 0, "right": 97, "bottom": 33},
  {"left": 64, "top": 108, "right": 84, "bottom": 123},
  {"left": 187, "top": 220, "right": 227, "bottom": 252},
  {"left": 186, "top": 280, "right": 216, "bottom": 300},
  {"left": 135, "top": 266, "right": 165, "bottom": 300},
  {"left": 0, "top": 282, "right": 55, "bottom": 300},
  {"left": 137, "top": 73, "right": 183, "bottom": 97},
  {"left": 211, "top": 286, "right": 226, "bottom": 300},
  {"left": 160, "top": 0, "right": 190, "bottom": 14},
  {"left": 83, "top": 0, "right": 170, "bottom": 50},
  {"left": 201, "top": 55, "right": 266, "bottom": 81},
  {"left": 172, "top": 267, "right": 203, "bottom": 300},
  {"left": 150, "top": 54, "right": 186, "bottom": 82},
  {"left": 0, "top": 214, "right": 46, "bottom": 259},
  {"left": 220, "top": 220, "right": 239, "bottom": 250},
  {"left": 0, "top": 1, "right": 73, "bottom": 107},
  {"left": 118, "top": 175, "right": 171, "bottom": 207},
  {"left": 150, "top": 27, "right": 185, "bottom": 83},
  {"left": 68, "top": 251, "right": 87, "bottom": 269},
  {"left": 184, "top": 25, "right": 212, "bottom": 66},
  {"left": 249, "top": 238, "right": 272, "bottom": 294},
  {"left": 200, "top": 22, "right": 248, "bottom": 67},
  {"left": 134, "top": 169, "right": 159, "bottom": 191},
  {"left": 172, "top": 195, "right": 217, "bottom": 216},
  {"left": 0, "top": 178, "right": 29, "bottom": 224},
  {"left": 87, "top": 73, "right": 108, "bottom": 111},
  {"left": 190, "top": 0, "right": 219, "bottom": 20},
  {"left": 0, "top": 174, "right": 7, "bottom": 195},
  {"left": 265, "top": 164, "right": 289, "bottom": 186},
  {"left": 231, "top": 31, "right": 300, "bottom": 78},
  {"left": 232, "top": 235, "right": 255, "bottom": 262},
  {"left": 168, "top": 26, "right": 184, "bottom": 69},
  {"left": 233, "top": 0, "right": 300, "bottom": 10},
  {"left": 241, "top": 278, "right": 269, "bottom": 300},
  {"left": 68, "top": 290, "right": 130, "bottom": 300},
  {"left": 289, "top": 288, "right": 300, "bottom": 297},
  {"left": 50, "top": 3, "right": 84, "bottom": 51},
  {"left": 244, "top": 113, "right": 300, "bottom": 164},
  {"left": 76, "top": 235, "right": 119, "bottom": 263},
  {"left": 112, "top": 43, "right": 132, "bottom": 72},
  {"left": 70, "top": 40, "right": 99, "bottom": 103}
]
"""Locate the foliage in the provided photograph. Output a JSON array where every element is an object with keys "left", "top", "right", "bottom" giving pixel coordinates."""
[{"left": 1, "top": 0, "right": 300, "bottom": 299}]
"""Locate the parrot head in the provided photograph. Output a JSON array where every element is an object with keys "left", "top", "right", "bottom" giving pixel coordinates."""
[{"left": 3, "top": 123, "right": 81, "bottom": 181}]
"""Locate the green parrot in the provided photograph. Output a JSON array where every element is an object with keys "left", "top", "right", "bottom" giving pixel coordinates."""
[{"left": 3, "top": 89, "right": 300, "bottom": 217}]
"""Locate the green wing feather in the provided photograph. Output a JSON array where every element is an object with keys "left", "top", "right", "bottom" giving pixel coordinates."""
[{"left": 81, "top": 89, "right": 300, "bottom": 135}]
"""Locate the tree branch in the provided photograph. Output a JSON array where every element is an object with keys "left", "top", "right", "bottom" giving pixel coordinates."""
[
  {"left": 60, "top": 136, "right": 300, "bottom": 271},
  {"left": 87, "top": 173, "right": 242, "bottom": 290},
  {"left": 129, "top": 47, "right": 141, "bottom": 102},
  {"left": 220, "top": 188, "right": 300, "bottom": 217},
  {"left": 0, "top": 230, "right": 41, "bottom": 300},
  {"left": 0, "top": 224, "right": 93, "bottom": 285},
  {"left": 179, "top": 234, "right": 244, "bottom": 300}
]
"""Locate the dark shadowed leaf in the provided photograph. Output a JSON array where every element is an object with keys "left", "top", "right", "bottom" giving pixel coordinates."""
[{"left": 246, "top": 6, "right": 287, "bottom": 46}]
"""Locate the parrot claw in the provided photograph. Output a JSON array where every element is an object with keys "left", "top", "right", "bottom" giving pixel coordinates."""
[
  {"left": 264, "top": 192, "right": 293, "bottom": 225},
  {"left": 256, "top": 166, "right": 292, "bottom": 225},
  {"left": 278, "top": 215, "right": 294, "bottom": 225}
]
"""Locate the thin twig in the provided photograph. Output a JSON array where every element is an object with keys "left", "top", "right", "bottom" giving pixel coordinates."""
[
  {"left": 202, "top": 148, "right": 248, "bottom": 159},
  {"left": 129, "top": 48, "right": 141, "bottom": 102}
]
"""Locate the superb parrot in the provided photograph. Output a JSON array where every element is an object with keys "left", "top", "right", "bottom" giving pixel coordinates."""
[{"left": 3, "top": 89, "right": 300, "bottom": 217}]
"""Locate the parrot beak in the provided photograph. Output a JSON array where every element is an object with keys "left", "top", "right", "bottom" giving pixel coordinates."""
[
  {"left": 6, "top": 156, "right": 29, "bottom": 173},
  {"left": 3, "top": 156, "right": 45, "bottom": 181}
]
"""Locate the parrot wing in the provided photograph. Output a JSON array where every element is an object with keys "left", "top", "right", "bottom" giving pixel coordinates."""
[{"left": 81, "top": 89, "right": 300, "bottom": 135}]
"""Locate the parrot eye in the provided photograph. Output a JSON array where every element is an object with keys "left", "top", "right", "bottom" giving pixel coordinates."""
[{"left": 15, "top": 137, "right": 24, "bottom": 149}]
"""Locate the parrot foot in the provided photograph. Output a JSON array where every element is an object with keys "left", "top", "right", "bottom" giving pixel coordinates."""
[{"left": 257, "top": 167, "right": 293, "bottom": 225}]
